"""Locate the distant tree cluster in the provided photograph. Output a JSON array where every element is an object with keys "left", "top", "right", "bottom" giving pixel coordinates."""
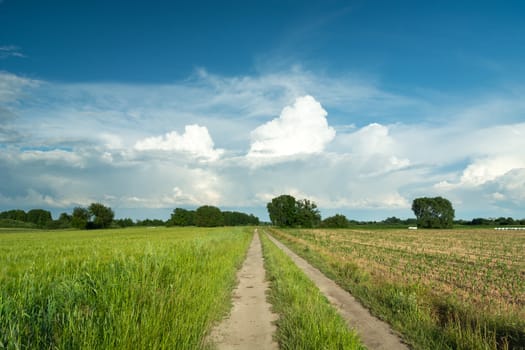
[
  {"left": 0, "top": 204, "right": 115, "bottom": 230},
  {"left": 319, "top": 215, "right": 418, "bottom": 228},
  {"left": 320, "top": 214, "right": 349, "bottom": 228},
  {"left": 458, "top": 217, "right": 525, "bottom": 226},
  {"left": 168, "top": 206, "right": 259, "bottom": 227},
  {"left": 412, "top": 197, "right": 455, "bottom": 228},
  {"left": 2, "top": 195, "right": 523, "bottom": 232},
  {"left": 266, "top": 195, "right": 321, "bottom": 228},
  {"left": 71, "top": 203, "right": 115, "bottom": 229},
  {"left": 0, "top": 209, "right": 61, "bottom": 229},
  {"left": 266, "top": 194, "right": 522, "bottom": 230}
]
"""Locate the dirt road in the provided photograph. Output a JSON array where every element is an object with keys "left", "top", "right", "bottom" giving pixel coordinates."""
[
  {"left": 266, "top": 232, "right": 410, "bottom": 350},
  {"left": 209, "top": 231, "right": 278, "bottom": 350}
]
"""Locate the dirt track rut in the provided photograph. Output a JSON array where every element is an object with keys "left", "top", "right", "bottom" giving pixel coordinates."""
[
  {"left": 266, "top": 232, "right": 410, "bottom": 350},
  {"left": 209, "top": 231, "right": 278, "bottom": 350}
]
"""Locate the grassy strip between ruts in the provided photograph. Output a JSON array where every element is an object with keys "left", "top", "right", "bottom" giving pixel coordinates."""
[
  {"left": 260, "top": 231, "right": 366, "bottom": 350},
  {"left": 0, "top": 227, "right": 252, "bottom": 350},
  {"left": 268, "top": 228, "right": 525, "bottom": 350}
]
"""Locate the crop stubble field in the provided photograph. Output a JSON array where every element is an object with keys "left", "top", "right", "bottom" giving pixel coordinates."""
[
  {"left": 0, "top": 227, "right": 252, "bottom": 349},
  {"left": 269, "top": 227, "right": 525, "bottom": 349}
]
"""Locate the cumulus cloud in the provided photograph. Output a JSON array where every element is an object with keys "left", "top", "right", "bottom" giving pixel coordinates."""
[
  {"left": 333, "top": 123, "right": 410, "bottom": 176},
  {"left": 134, "top": 124, "right": 224, "bottom": 161},
  {"left": 435, "top": 155, "right": 525, "bottom": 207},
  {"left": 2, "top": 68, "right": 525, "bottom": 220},
  {"left": 459, "top": 156, "right": 525, "bottom": 187},
  {"left": 493, "top": 169, "right": 525, "bottom": 202},
  {"left": 247, "top": 95, "right": 335, "bottom": 162}
]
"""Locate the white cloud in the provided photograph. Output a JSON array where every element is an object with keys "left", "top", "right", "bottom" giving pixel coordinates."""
[
  {"left": 247, "top": 95, "right": 335, "bottom": 162},
  {"left": 494, "top": 169, "right": 525, "bottom": 202},
  {"left": 0, "top": 71, "right": 38, "bottom": 104},
  {"left": 459, "top": 156, "right": 525, "bottom": 187},
  {"left": 2, "top": 69, "right": 525, "bottom": 220},
  {"left": 134, "top": 124, "right": 224, "bottom": 161},
  {"left": 333, "top": 123, "right": 410, "bottom": 176}
]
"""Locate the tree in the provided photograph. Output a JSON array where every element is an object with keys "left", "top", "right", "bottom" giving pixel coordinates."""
[
  {"left": 321, "top": 214, "right": 349, "bottom": 228},
  {"left": 88, "top": 203, "right": 114, "bottom": 229},
  {"left": 195, "top": 205, "right": 223, "bottom": 227},
  {"left": 411, "top": 197, "right": 455, "bottom": 228},
  {"left": 58, "top": 212, "right": 72, "bottom": 224},
  {"left": 296, "top": 199, "right": 321, "bottom": 228},
  {"left": 169, "top": 208, "right": 195, "bottom": 226},
  {"left": 383, "top": 216, "right": 402, "bottom": 225},
  {"left": 222, "top": 211, "right": 260, "bottom": 226},
  {"left": 0, "top": 209, "right": 27, "bottom": 222},
  {"left": 114, "top": 218, "right": 134, "bottom": 227},
  {"left": 136, "top": 218, "right": 166, "bottom": 226},
  {"left": 267, "top": 195, "right": 321, "bottom": 228},
  {"left": 27, "top": 209, "right": 52, "bottom": 228},
  {"left": 267, "top": 194, "right": 298, "bottom": 227},
  {"left": 51, "top": 212, "right": 73, "bottom": 229},
  {"left": 71, "top": 207, "right": 89, "bottom": 229}
]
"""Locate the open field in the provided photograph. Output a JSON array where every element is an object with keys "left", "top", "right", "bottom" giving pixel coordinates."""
[
  {"left": 0, "top": 227, "right": 252, "bottom": 349},
  {"left": 269, "top": 228, "right": 525, "bottom": 350}
]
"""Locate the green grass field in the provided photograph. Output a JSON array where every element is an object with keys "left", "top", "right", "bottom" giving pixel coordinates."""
[
  {"left": 0, "top": 227, "right": 252, "bottom": 349},
  {"left": 3, "top": 226, "right": 523, "bottom": 349},
  {"left": 269, "top": 227, "right": 525, "bottom": 350}
]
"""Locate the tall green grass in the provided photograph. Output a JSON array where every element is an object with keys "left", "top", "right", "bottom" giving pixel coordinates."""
[
  {"left": 0, "top": 227, "right": 252, "bottom": 349},
  {"left": 260, "top": 232, "right": 365, "bottom": 350}
]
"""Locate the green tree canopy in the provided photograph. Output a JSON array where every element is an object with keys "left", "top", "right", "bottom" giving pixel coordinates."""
[
  {"left": 222, "top": 211, "right": 260, "bottom": 226},
  {"left": 26, "top": 209, "right": 52, "bottom": 228},
  {"left": 170, "top": 208, "right": 196, "bottom": 226},
  {"left": 0, "top": 209, "right": 27, "bottom": 222},
  {"left": 411, "top": 196, "right": 455, "bottom": 228},
  {"left": 195, "top": 205, "right": 224, "bottom": 227},
  {"left": 71, "top": 207, "right": 89, "bottom": 229},
  {"left": 267, "top": 195, "right": 321, "bottom": 228},
  {"left": 321, "top": 214, "right": 349, "bottom": 228},
  {"left": 88, "top": 203, "right": 114, "bottom": 229},
  {"left": 296, "top": 199, "right": 321, "bottom": 228},
  {"left": 267, "top": 194, "right": 298, "bottom": 227}
]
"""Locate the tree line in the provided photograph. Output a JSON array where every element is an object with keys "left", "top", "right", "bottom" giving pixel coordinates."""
[
  {"left": 168, "top": 206, "right": 260, "bottom": 227},
  {"left": 0, "top": 203, "right": 115, "bottom": 229},
  {"left": 267, "top": 194, "right": 524, "bottom": 229},
  {"left": 0, "top": 204, "right": 259, "bottom": 229},
  {"left": 2, "top": 196, "right": 523, "bottom": 230}
]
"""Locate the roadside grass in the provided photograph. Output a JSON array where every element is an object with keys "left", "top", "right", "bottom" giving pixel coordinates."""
[
  {"left": 269, "top": 228, "right": 525, "bottom": 350},
  {"left": 0, "top": 227, "right": 252, "bottom": 349},
  {"left": 260, "top": 232, "right": 366, "bottom": 350}
]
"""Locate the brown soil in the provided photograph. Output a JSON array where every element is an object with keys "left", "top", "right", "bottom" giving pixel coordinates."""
[{"left": 209, "top": 230, "right": 278, "bottom": 350}]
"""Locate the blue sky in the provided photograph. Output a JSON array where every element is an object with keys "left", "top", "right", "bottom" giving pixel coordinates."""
[{"left": 1, "top": 0, "right": 525, "bottom": 221}]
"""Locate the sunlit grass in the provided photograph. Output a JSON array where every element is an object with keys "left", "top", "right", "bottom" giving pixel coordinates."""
[
  {"left": 260, "top": 232, "right": 365, "bottom": 350},
  {"left": 0, "top": 227, "right": 252, "bottom": 349}
]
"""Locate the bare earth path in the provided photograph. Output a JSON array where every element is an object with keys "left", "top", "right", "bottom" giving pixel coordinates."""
[
  {"left": 209, "top": 230, "right": 278, "bottom": 350},
  {"left": 266, "top": 232, "right": 410, "bottom": 350}
]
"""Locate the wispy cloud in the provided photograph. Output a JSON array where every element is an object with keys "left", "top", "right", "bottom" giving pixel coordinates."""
[{"left": 0, "top": 45, "right": 25, "bottom": 59}]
